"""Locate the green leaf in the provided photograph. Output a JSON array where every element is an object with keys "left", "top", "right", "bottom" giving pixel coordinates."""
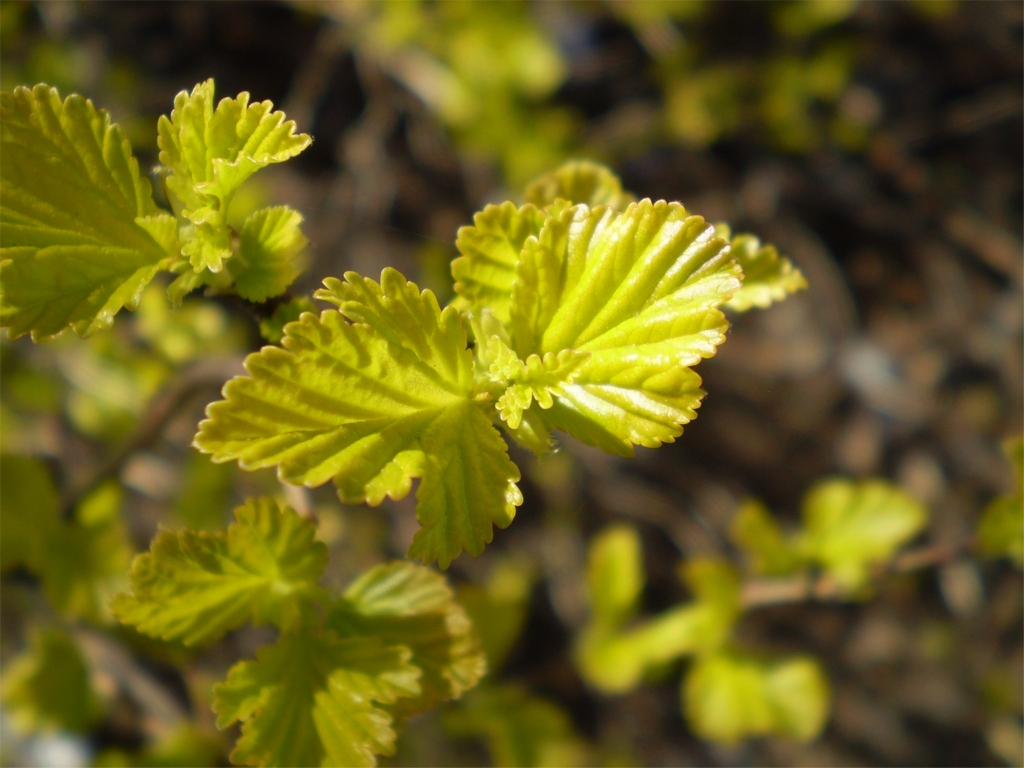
[
  {"left": 328, "top": 560, "right": 487, "bottom": 715},
  {"left": 1, "top": 628, "right": 103, "bottom": 734},
  {"left": 508, "top": 200, "right": 740, "bottom": 456},
  {"left": 158, "top": 79, "right": 311, "bottom": 273},
  {"left": 576, "top": 529, "right": 741, "bottom": 694},
  {"left": 683, "top": 652, "right": 830, "bottom": 744},
  {"left": 111, "top": 497, "right": 328, "bottom": 645},
  {"left": 977, "top": 437, "right": 1023, "bottom": 567},
  {"left": 0, "top": 453, "right": 57, "bottom": 572},
  {"left": 796, "top": 478, "right": 927, "bottom": 592},
  {"left": 213, "top": 627, "right": 421, "bottom": 768},
  {"left": 585, "top": 524, "right": 644, "bottom": 629},
  {"left": 729, "top": 498, "right": 803, "bottom": 576},
  {"left": 0, "top": 84, "right": 177, "bottom": 341},
  {"left": 228, "top": 206, "right": 307, "bottom": 302},
  {"left": 198, "top": 269, "right": 522, "bottom": 568},
  {"left": 444, "top": 684, "right": 590, "bottom": 768},
  {"left": 457, "top": 557, "right": 534, "bottom": 672},
  {"left": 258, "top": 296, "right": 315, "bottom": 344},
  {"left": 450, "top": 201, "right": 546, "bottom": 323},
  {"left": 487, "top": 336, "right": 588, "bottom": 430},
  {"left": 522, "top": 159, "right": 636, "bottom": 212},
  {"left": 717, "top": 226, "right": 807, "bottom": 312}
]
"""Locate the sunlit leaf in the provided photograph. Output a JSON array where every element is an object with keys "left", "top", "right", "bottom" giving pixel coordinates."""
[
  {"left": 0, "top": 84, "right": 177, "bottom": 341},
  {"left": 797, "top": 478, "right": 927, "bottom": 592},
  {"left": 158, "top": 79, "right": 311, "bottom": 273},
  {"left": 683, "top": 652, "right": 830, "bottom": 744},
  {"left": 198, "top": 269, "right": 521, "bottom": 568},
  {"left": 716, "top": 226, "right": 807, "bottom": 311},
  {"left": 585, "top": 524, "right": 644, "bottom": 629},
  {"left": 258, "top": 296, "right": 315, "bottom": 344},
  {"left": 328, "top": 560, "right": 486, "bottom": 715},
  {"left": 450, "top": 201, "right": 546, "bottom": 323},
  {"left": 111, "top": 497, "right": 328, "bottom": 645},
  {"left": 522, "top": 159, "right": 635, "bottom": 212},
  {"left": 228, "top": 206, "right": 307, "bottom": 302},
  {"left": 1, "top": 628, "right": 103, "bottom": 734},
  {"left": 487, "top": 336, "right": 588, "bottom": 430},
  {"left": 213, "top": 627, "right": 420, "bottom": 767},
  {"left": 508, "top": 200, "right": 740, "bottom": 456},
  {"left": 977, "top": 437, "right": 1023, "bottom": 567}
]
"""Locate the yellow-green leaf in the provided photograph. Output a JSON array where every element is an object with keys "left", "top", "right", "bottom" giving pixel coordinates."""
[
  {"left": 522, "top": 159, "right": 635, "bottom": 212},
  {"left": 111, "top": 498, "right": 328, "bottom": 646},
  {"left": 729, "top": 498, "right": 803, "bottom": 576},
  {"left": 228, "top": 206, "right": 307, "bottom": 302},
  {"left": 0, "top": 84, "right": 177, "bottom": 341},
  {"left": 717, "top": 226, "right": 807, "bottom": 311},
  {"left": 977, "top": 436, "right": 1023, "bottom": 567}
]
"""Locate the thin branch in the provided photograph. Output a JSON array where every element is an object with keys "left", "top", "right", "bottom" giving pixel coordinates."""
[
  {"left": 740, "top": 542, "right": 963, "bottom": 609},
  {"left": 60, "top": 356, "right": 245, "bottom": 519}
]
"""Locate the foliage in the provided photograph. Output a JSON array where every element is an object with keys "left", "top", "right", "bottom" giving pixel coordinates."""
[
  {"left": 576, "top": 476, "right": 931, "bottom": 744},
  {"left": 115, "top": 498, "right": 485, "bottom": 767},
  {"left": 977, "top": 437, "right": 1024, "bottom": 567}
]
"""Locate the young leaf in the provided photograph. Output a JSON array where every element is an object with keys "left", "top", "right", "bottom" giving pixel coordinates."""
[
  {"left": 1, "top": 628, "right": 103, "bottom": 734},
  {"left": 328, "top": 560, "right": 487, "bottom": 714},
  {"left": 228, "top": 206, "right": 308, "bottom": 302},
  {"left": 717, "top": 226, "right": 807, "bottom": 311},
  {"left": 508, "top": 200, "right": 741, "bottom": 456},
  {"left": 0, "top": 84, "right": 178, "bottom": 341},
  {"left": 197, "top": 269, "right": 521, "bottom": 568},
  {"left": 488, "top": 337, "right": 588, "bottom": 430},
  {"left": 683, "top": 652, "right": 830, "bottom": 744},
  {"left": 258, "top": 296, "right": 315, "bottom": 344},
  {"left": 729, "top": 498, "right": 803, "bottom": 576},
  {"left": 796, "top": 478, "right": 927, "bottom": 592},
  {"left": 158, "top": 79, "right": 311, "bottom": 273},
  {"left": 444, "top": 684, "right": 590, "bottom": 768},
  {"left": 111, "top": 497, "right": 328, "bottom": 645},
  {"left": 213, "top": 627, "right": 421, "bottom": 767},
  {"left": 585, "top": 524, "right": 644, "bottom": 629},
  {"left": 450, "top": 201, "right": 546, "bottom": 322},
  {"left": 977, "top": 437, "right": 1023, "bottom": 567},
  {"left": 522, "top": 159, "right": 636, "bottom": 212}
]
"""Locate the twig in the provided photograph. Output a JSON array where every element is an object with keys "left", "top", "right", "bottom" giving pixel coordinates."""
[
  {"left": 740, "top": 542, "right": 963, "bottom": 609},
  {"left": 60, "top": 356, "right": 245, "bottom": 519}
]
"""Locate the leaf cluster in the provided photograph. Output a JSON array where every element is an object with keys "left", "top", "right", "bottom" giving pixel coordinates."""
[
  {"left": 0, "top": 81, "right": 310, "bottom": 343},
  {"left": 112, "top": 497, "right": 485, "bottom": 767},
  {"left": 195, "top": 159, "right": 806, "bottom": 568}
]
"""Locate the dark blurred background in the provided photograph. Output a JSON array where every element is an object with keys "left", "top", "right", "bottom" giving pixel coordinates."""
[{"left": 1, "top": 2, "right": 1021, "bottom": 766}]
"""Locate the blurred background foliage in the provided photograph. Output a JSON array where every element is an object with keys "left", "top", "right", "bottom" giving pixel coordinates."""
[{"left": 0, "top": 1, "right": 1021, "bottom": 766}]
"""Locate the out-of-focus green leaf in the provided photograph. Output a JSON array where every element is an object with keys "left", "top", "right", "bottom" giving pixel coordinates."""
[
  {"left": 450, "top": 201, "right": 546, "bottom": 323},
  {"left": 258, "top": 296, "right": 315, "bottom": 344},
  {"left": 199, "top": 269, "right": 522, "bottom": 569},
  {"left": 576, "top": 528, "right": 741, "bottom": 693},
  {"left": 457, "top": 557, "right": 534, "bottom": 672},
  {"left": 444, "top": 684, "right": 590, "bottom": 768},
  {"left": 0, "top": 453, "right": 57, "bottom": 571},
  {"left": 172, "top": 451, "right": 233, "bottom": 531},
  {"left": 0, "top": 84, "right": 177, "bottom": 341},
  {"left": 716, "top": 228, "right": 808, "bottom": 311},
  {"left": 508, "top": 200, "right": 740, "bottom": 457},
  {"left": 328, "top": 560, "right": 486, "bottom": 715},
  {"left": 683, "top": 652, "right": 830, "bottom": 744},
  {"left": 228, "top": 206, "right": 307, "bottom": 302},
  {"left": 729, "top": 498, "right": 803, "bottom": 576},
  {"left": 157, "top": 79, "right": 310, "bottom": 273},
  {"left": 796, "top": 478, "right": 927, "bottom": 592},
  {"left": 94, "top": 724, "right": 224, "bottom": 768},
  {"left": 1, "top": 628, "right": 103, "bottom": 733},
  {"left": 111, "top": 497, "right": 328, "bottom": 645},
  {"left": 585, "top": 524, "right": 644, "bottom": 629},
  {"left": 977, "top": 437, "right": 1023, "bottom": 567},
  {"left": 522, "top": 160, "right": 635, "bottom": 212},
  {"left": 213, "top": 627, "right": 420, "bottom": 768}
]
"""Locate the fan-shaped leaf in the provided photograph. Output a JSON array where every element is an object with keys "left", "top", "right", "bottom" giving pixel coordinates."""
[
  {"left": 0, "top": 84, "right": 178, "bottom": 341},
  {"left": 717, "top": 226, "right": 807, "bottom": 311},
  {"left": 111, "top": 498, "right": 328, "bottom": 645},
  {"left": 158, "top": 79, "right": 310, "bottom": 273},
  {"left": 197, "top": 269, "right": 521, "bottom": 568},
  {"left": 228, "top": 206, "right": 307, "bottom": 302},
  {"left": 508, "top": 200, "right": 740, "bottom": 456},
  {"left": 213, "top": 628, "right": 420, "bottom": 767},
  {"left": 328, "top": 561, "right": 486, "bottom": 715},
  {"left": 522, "top": 159, "right": 635, "bottom": 212},
  {"left": 729, "top": 498, "right": 803, "bottom": 576}
]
